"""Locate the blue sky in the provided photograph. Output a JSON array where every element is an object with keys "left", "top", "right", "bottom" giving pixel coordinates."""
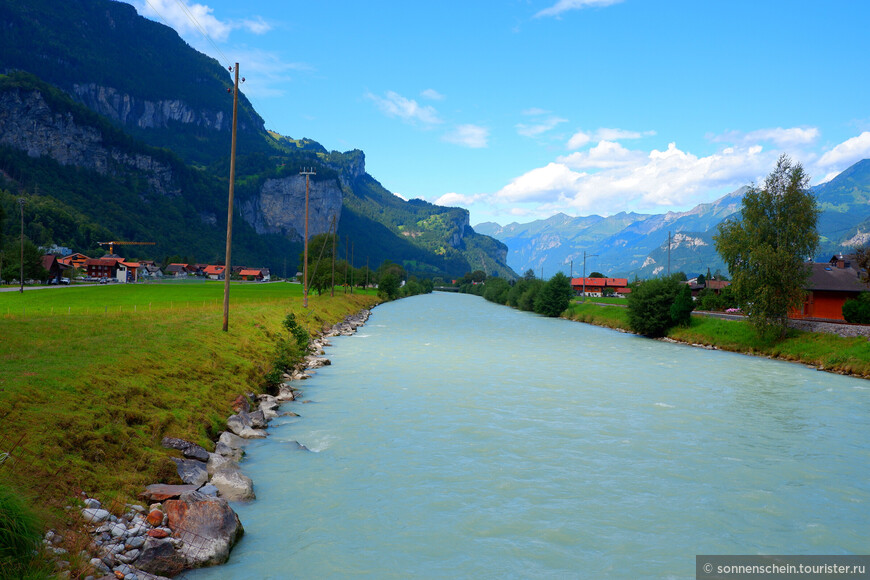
[{"left": 127, "top": 0, "right": 870, "bottom": 226}]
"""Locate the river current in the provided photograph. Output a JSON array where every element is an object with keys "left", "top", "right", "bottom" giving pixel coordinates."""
[{"left": 189, "top": 292, "right": 870, "bottom": 579}]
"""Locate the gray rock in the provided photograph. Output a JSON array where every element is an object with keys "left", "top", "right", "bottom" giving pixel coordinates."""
[
  {"left": 248, "top": 409, "right": 268, "bottom": 429},
  {"left": 170, "top": 457, "right": 209, "bottom": 487},
  {"left": 109, "top": 523, "right": 127, "bottom": 538},
  {"left": 217, "top": 431, "right": 245, "bottom": 450},
  {"left": 214, "top": 441, "right": 243, "bottom": 462},
  {"left": 116, "top": 548, "right": 140, "bottom": 564},
  {"left": 206, "top": 452, "right": 237, "bottom": 476},
  {"left": 82, "top": 508, "right": 111, "bottom": 523},
  {"left": 198, "top": 485, "right": 219, "bottom": 497},
  {"left": 209, "top": 466, "right": 255, "bottom": 501},
  {"left": 135, "top": 538, "right": 180, "bottom": 577},
  {"left": 161, "top": 437, "right": 210, "bottom": 462},
  {"left": 90, "top": 558, "right": 110, "bottom": 574},
  {"left": 126, "top": 536, "right": 146, "bottom": 550},
  {"left": 83, "top": 498, "right": 101, "bottom": 509}
]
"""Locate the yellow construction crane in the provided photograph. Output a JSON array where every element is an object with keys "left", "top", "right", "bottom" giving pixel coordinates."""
[{"left": 97, "top": 241, "right": 156, "bottom": 254}]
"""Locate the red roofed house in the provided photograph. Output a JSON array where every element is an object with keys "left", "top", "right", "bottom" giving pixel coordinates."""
[
  {"left": 85, "top": 257, "right": 122, "bottom": 280},
  {"left": 570, "top": 277, "right": 629, "bottom": 297},
  {"left": 239, "top": 268, "right": 265, "bottom": 281},
  {"left": 164, "top": 263, "right": 195, "bottom": 277},
  {"left": 117, "top": 261, "right": 140, "bottom": 283},
  {"left": 203, "top": 265, "right": 226, "bottom": 280},
  {"left": 41, "top": 255, "right": 63, "bottom": 283},
  {"left": 791, "top": 254, "right": 867, "bottom": 321}
]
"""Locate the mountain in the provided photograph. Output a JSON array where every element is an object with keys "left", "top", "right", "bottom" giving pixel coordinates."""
[
  {"left": 478, "top": 163, "right": 870, "bottom": 279},
  {"left": 0, "top": 0, "right": 514, "bottom": 279}
]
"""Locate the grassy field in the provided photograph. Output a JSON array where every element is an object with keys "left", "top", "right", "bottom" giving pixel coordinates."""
[
  {"left": 564, "top": 302, "right": 870, "bottom": 378},
  {"left": 0, "top": 282, "right": 379, "bottom": 521}
]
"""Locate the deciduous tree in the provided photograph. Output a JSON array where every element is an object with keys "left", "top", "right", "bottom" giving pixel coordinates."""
[{"left": 714, "top": 155, "right": 819, "bottom": 338}]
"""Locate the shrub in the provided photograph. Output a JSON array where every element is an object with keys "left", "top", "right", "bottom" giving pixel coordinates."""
[
  {"left": 842, "top": 293, "right": 870, "bottom": 324},
  {"left": 0, "top": 484, "right": 51, "bottom": 580},
  {"left": 517, "top": 279, "right": 544, "bottom": 312},
  {"left": 534, "top": 273, "right": 574, "bottom": 317},
  {"left": 627, "top": 276, "right": 687, "bottom": 337},
  {"left": 483, "top": 277, "right": 510, "bottom": 305}
]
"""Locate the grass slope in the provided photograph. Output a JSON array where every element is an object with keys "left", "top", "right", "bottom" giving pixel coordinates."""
[
  {"left": 564, "top": 302, "right": 870, "bottom": 378},
  {"left": 0, "top": 282, "right": 378, "bottom": 514}
]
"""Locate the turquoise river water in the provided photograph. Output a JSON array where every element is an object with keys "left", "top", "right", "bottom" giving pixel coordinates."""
[{"left": 188, "top": 292, "right": 869, "bottom": 579}]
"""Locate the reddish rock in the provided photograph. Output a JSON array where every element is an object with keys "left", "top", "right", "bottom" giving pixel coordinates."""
[
  {"left": 230, "top": 394, "right": 250, "bottom": 413},
  {"left": 139, "top": 484, "right": 199, "bottom": 502},
  {"left": 147, "top": 528, "right": 170, "bottom": 538},
  {"left": 146, "top": 509, "right": 164, "bottom": 526},
  {"left": 163, "top": 490, "right": 243, "bottom": 567}
]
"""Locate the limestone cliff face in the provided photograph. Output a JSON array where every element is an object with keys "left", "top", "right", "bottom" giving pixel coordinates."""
[
  {"left": 450, "top": 212, "right": 470, "bottom": 248},
  {"left": 239, "top": 176, "right": 343, "bottom": 241},
  {"left": 72, "top": 84, "right": 237, "bottom": 132},
  {"left": 0, "top": 88, "right": 180, "bottom": 196}
]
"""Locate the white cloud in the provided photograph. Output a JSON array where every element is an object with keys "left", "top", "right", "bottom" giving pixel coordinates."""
[
  {"left": 817, "top": 131, "right": 870, "bottom": 168},
  {"left": 421, "top": 89, "right": 445, "bottom": 101},
  {"left": 558, "top": 140, "right": 646, "bottom": 169},
  {"left": 443, "top": 124, "right": 489, "bottom": 148},
  {"left": 516, "top": 116, "right": 568, "bottom": 137},
  {"left": 535, "top": 0, "right": 625, "bottom": 18},
  {"left": 712, "top": 126, "right": 820, "bottom": 148},
  {"left": 488, "top": 142, "right": 776, "bottom": 216},
  {"left": 522, "top": 107, "right": 551, "bottom": 116},
  {"left": 133, "top": 0, "right": 269, "bottom": 41},
  {"left": 366, "top": 91, "right": 442, "bottom": 126},
  {"left": 566, "top": 127, "right": 654, "bottom": 149},
  {"left": 228, "top": 48, "right": 311, "bottom": 98},
  {"left": 434, "top": 192, "right": 482, "bottom": 206}
]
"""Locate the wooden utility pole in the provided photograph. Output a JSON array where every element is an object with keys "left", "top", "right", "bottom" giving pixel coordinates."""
[
  {"left": 222, "top": 63, "right": 240, "bottom": 332},
  {"left": 350, "top": 242, "right": 354, "bottom": 294},
  {"left": 667, "top": 231, "right": 672, "bottom": 277},
  {"left": 19, "top": 198, "right": 25, "bottom": 293},
  {"left": 344, "top": 236, "right": 349, "bottom": 294},
  {"left": 331, "top": 216, "right": 336, "bottom": 297},
  {"left": 366, "top": 256, "right": 369, "bottom": 289},
  {"left": 300, "top": 168, "right": 316, "bottom": 308}
]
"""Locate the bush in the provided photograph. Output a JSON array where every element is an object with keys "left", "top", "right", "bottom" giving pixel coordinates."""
[
  {"left": 517, "top": 279, "right": 544, "bottom": 312},
  {"left": 627, "top": 276, "right": 688, "bottom": 337},
  {"left": 0, "top": 484, "right": 51, "bottom": 579},
  {"left": 843, "top": 293, "right": 870, "bottom": 324},
  {"left": 534, "top": 273, "right": 574, "bottom": 317},
  {"left": 483, "top": 277, "right": 510, "bottom": 305}
]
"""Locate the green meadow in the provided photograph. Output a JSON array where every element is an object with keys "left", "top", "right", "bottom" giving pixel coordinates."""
[{"left": 0, "top": 282, "right": 379, "bottom": 522}]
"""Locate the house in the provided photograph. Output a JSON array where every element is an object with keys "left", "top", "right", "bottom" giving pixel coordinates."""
[
  {"left": 570, "top": 277, "right": 629, "bottom": 297},
  {"left": 139, "top": 265, "right": 164, "bottom": 279},
  {"left": 85, "top": 257, "right": 122, "bottom": 279},
  {"left": 57, "top": 252, "right": 90, "bottom": 273},
  {"left": 792, "top": 254, "right": 867, "bottom": 321},
  {"left": 41, "top": 254, "right": 64, "bottom": 283},
  {"left": 117, "top": 261, "right": 140, "bottom": 283},
  {"left": 239, "top": 268, "right": 265, "bottom": 281},
  {"left": 203, "top": 265, "right": 226, "bottom": 280},
  {"left": 164, "top": 263, "right": 195, "bottom": 277}
]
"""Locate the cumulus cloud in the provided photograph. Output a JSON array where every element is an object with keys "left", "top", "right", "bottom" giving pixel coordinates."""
[
  {"left": 489, "top": 142, "right": 776, "bottom": 216},
  {"left": 711, "top": 126, "right": 820, "bottom": 148},
  {"left": 366, "top": 91, "right": 442, "bottom": 126},
  {"left": 443, "top": 124, "right": 489, "bottom": 148},
  {"left": 817, "top": 131, "right": 870, "bottom": 168},
  {"left": 566, "top": 127, "right": 654, "bottom": 149},
  {"left": 535, "top": 0, "right": 625, "bottom": 18},
  {"left": 134, "top": 0, "right": 269, "bottom": 41}
]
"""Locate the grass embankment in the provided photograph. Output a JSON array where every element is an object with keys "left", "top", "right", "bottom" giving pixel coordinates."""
[
  {"left": 0, "top": 282, "right": 379, "bottom": 519},
  {"left": 565, "top": 302, "right": 870, "bottom": 378}
]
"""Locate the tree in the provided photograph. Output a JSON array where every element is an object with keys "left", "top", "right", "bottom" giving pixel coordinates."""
[
  {"left": 378, "top": 273, "right": 400, "bottom": 300},
  {"left": 714, "top": 155, "right": 819, "bottom": 338},
  {"left": 697, "top": 273, "right": 706, "bottom": 286},
  {"left": 842, "top": 293, "right": 870, "bottom": 324},
  {"left": 589, "top": 271, "right": 605, "bottom": 279},
  {"left": 523, "top": 268, "right": 536, "bottom": 281},
  {"left": 856, "top": 246, "right": 870, "bottom": 286},
  {"left": 669, "top": 283, "right": 694, "bottom": 327},
  {"left": 534, "top": 272, "right": 573, "bottom": 317}
]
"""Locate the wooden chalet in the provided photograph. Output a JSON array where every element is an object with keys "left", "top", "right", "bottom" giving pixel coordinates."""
[
  {"left": 792, "top": 254, "right": 867, "bottom": 321},
  {"left": 570, "top": 277, "right": 629, "bottom": 297}
]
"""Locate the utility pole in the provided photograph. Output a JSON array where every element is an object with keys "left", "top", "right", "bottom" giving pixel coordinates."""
[
  {"left": 540, "top": 266, "right": 544, "bottom": 281},
  {"left": 667, "top": 231, "right": 672, "bottom": 277},
  {"left": 582, "top": 250, "right": 598, "bottom": 303},
  {"left": 350, "top": 241, "right": 354, "bottom": 294},
  {"left": 300, "top": 168, "right": 316, "bottom": 308},
  {"left": 344, "top": 236, "right": 349, "bottom": 294},
  {"left": 222, "top": 63, "right": 241, "bottom": 332},
  {"left": 570, "top": 259, "right": 573, "bottom": 279},
  {"left": 366, "top": 256, "right": 369, "bottom": 290},
  {"left": 331, "top": 217, "right": 336, "bottom": 297},
  {"left": 19, "top": 198, "right": 25, "bottom": 293}
]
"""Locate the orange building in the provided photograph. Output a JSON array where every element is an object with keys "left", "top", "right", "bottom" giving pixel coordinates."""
[
  {"left": 792, "top": 255, "right": 867, "bottom": 321},
  {"left": 570, "top": 277, "right": 629, "bottom": 297}
]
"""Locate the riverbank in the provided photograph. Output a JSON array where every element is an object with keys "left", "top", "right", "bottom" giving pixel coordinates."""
[
  {"left": 0, "top": 283, "right": 380, "bottom": 577},
  {"left": 564, "top": 301, "right": 870, "bottom": 379}
]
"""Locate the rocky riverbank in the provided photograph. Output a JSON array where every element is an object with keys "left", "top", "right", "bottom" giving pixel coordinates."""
[{"left": 54, "top": 309, "right": 372, "bottom": 580}]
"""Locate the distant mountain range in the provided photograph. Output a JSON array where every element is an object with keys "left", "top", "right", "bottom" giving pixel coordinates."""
[
  {"left": 0, "top": 0, "right": 514, "bottom": 279},
  {"left": 475, "top": 159, "right": 870, "bottom": 279}
]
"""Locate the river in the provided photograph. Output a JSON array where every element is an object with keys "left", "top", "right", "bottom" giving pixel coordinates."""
[{"left": 188, "top": 292, "right": 870, "bottom": 579}]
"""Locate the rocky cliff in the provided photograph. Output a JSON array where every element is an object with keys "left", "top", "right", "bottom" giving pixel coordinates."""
[
  {"left": 0, "top": 86, "right": 180, "bottom": 197},
  {"left": 238, "top": 176, "right": 343, "bottom": 241}
]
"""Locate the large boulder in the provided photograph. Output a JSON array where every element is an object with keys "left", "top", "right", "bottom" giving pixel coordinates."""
[
  {"left": 206, "top": 452, "right": 238, "bottom": 476},
  {"left": 135, "top": 536, "right": 185, "bottom": 576},
  {"left": 162, "top": 490, "right": 244, "bottom": 569},
  {"left": 170, "top": 457, "right": 209, "bottom": 487},
  {"left": 209, "top": 466, "right": 255, "bottom": 502},
  {"left": 226, "top": 415, "right": 267, "bottom": 439}
]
